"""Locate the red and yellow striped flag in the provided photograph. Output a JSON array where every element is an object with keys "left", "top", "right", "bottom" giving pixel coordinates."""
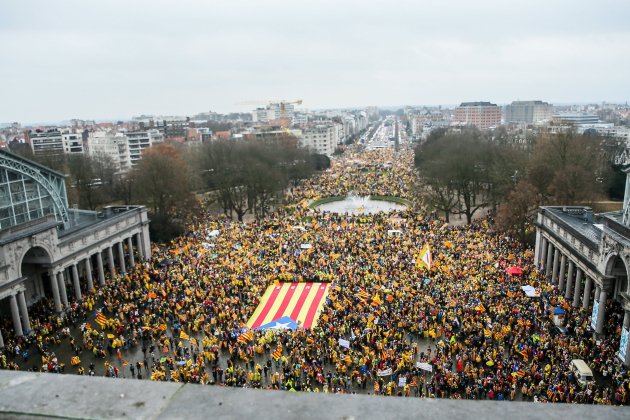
[
  {"left": 246, "top": 283, "right": 330, "bottom": 329},
  {"left": 272, "top": 346, "right": 283, "bottom": 360},
  {"left": 95, "top": 312, "right": 108, "bottom": 328},
  {"left": 356, "top": 289, "right": 369, "bottom": 301},
  {"left": 237, "top": 329, "right": 253, "bottom": 344}
]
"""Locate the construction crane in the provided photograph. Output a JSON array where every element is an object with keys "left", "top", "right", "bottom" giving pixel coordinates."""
[{"left": 278, "top": 99, "right": 303, "bottom": 132}]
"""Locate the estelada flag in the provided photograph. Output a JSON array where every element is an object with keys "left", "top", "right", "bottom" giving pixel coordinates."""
[
  {"left": 272, "top": 346, "right": 283, "bottom": 360},
  {"left": 237, "top": 329, "right": 253, "bottom": 344},
  {"left": 416, "top": 244, "right": 432, "bottom": 271},
  {"left": 247, "top": 283, "right": 330, "bottom": 330},
  {"left": 356, "top": 289, "right": 369, "bottom": 301},
  {"left": 179, "top": 331, "right": 190, "bottom": 340},
  {"left": 95, "top": 312, "right": 108, "bottom": 328},
  {"left": 519, "top": 350, "right": 529, "bottom": 361}
]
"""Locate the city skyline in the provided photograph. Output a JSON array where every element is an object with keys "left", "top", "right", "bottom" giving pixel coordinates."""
[{"left": 1, "top": 0, "right": 629, "bottom": 122}]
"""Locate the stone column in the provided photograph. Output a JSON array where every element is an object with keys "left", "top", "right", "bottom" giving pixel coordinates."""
[
  {"left": 541, "top": 237, "right": 549, "bottom": 268},
  {"left": 9, "top": 294, "right": 23, "bottom": 337},
  {"left": 107, "top": 246, "right": 116, "bottom": 278},
  {"left": 558, "top": 254, "right": 567, "bottom": 291},
  {"left": 117, "top": 241, "right": 126, "bottom": 274},
  {"left": 552, "top": 249, "right": 560, "bottom": 285},
  {"left": 127, "top": 236, "right": 135, "bottom": 268},
  {"left": 142, "top": 225, "right": 152, "bottom": 260},
  {"left": 96, "top": 252, "right": 106, "bottom": 286},
  {"left": 71, "top": 264, "right": 82, "bottom": 302},
  {"left": 85, "top": 257, "right": 94, "bottom": 292},
  {"left": 583, "top": 276, "right": 593, "bottom": 310},
  {"left": 49, "top": 270, "right": 62, "bottom": 312},
  {"left": 595, "top": 288, "right": 607, "bottom": 335},
  {"left": 564, "top": 259, "right": 574, "bottom": 299},
  {"left": 572, "top": 268, "right": 583, "bottom": 307},
  {"left": 17, "top": 291, "right": 31, "bottom": 333},
  {"left": 57, "top": 271, "right": 69, "bottom": 309},
  {"left": 135, "top": 233, "right": 144, "bottom": 260},
  {"left": 545, "top": 244, "right": 554, "bottom": 277}
]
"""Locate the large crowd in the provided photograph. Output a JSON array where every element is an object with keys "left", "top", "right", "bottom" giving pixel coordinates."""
[{"left": 0, "top": 146, "right": 628, "bottom": 405}]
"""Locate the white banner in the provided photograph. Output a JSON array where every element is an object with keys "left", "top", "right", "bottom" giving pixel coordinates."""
[
  {"left": 416, "top": 362, "right": 433, "bottom": 372},
  {"left": 619, "top": 327, "right": 629, "bottom": 362},
  {"left": 398, "top": 377, "right": 407, "bottom": 387},
  {"left": 591, "top": 300, "right": 599, "bottom": 331},
  {"left": 377, "top": 368, "right": 393, "bottom": 377},
  {"left": 338, "top": 338, "right": 350, "bottom": 349}
]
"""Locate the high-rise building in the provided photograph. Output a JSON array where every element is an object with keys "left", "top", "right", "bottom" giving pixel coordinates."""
[
  {"left": 62, "top": 132, "right": 84, "bottom": 154},
  {"left": 29, "top": 130, "right": 64, "bottom": 155},
  {"left": 505, "top": 100, "right": 553, "bottom": 124},
  {"left": 454, "top": 102, "right": 502, "bottom": 129},
  {"left": 299, "top": 124, "right": 339, "bottom": 156},
  {"left": 87, "top": 131, "right": 131, "bottom": 173},
  {"left": 125, "top": 130, "right": 164, "bottom": 166}
]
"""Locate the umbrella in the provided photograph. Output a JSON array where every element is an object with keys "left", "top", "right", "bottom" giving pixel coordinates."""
[{"left": 506, "top": 266, "right": 523, "bottom": 276}]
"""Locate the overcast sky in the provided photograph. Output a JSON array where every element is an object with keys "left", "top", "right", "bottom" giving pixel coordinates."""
[{"left": 1, "top": 0, "right": 629, "bottom": 123}]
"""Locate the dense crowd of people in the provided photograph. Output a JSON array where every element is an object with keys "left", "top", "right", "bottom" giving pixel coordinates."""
[{"left": 0, "top": 146, "right": 628, "bottom": 405}]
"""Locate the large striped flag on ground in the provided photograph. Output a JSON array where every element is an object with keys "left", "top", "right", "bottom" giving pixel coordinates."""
[
  {"left": 416, "top": 244, "right": 432, "bottom": 271},
  {"left": 247, "top": 282, "right": 331, "bottom": 330}
]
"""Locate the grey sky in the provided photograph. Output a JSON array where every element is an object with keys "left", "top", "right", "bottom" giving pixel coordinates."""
[{"left": 1, "top": 0, "right": 629, "bottom": 122}]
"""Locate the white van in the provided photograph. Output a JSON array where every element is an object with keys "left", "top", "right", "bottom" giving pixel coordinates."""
[{"left": 570, "top": 359, "right": 594, "bottom": 388}]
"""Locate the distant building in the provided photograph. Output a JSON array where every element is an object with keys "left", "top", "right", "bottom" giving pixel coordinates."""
[
  {"left": 62, "top": 132, "right": 84, "bottom": 154},
  {"left": 125, "top": 130, "right": 163, "bottom": 166},
  {"left": 552, "top": 114, "right": 600, "bottom": 125},
  {"left": 299, "top": 124, "right": 339, "bottom": 156},
  {"left": 87, "top": 132, "right": 131, "bottom": 173},
  {"left": 505, "top": 100, "right": 553, "bottom": 124},
  {"left": 29, "top": 130, "right": 64, "bottom": 156},
  {"left": 454, "top": 102, "right": 502, "bottom": 129},
  {"left": 251, "top": 102, "right": 297, "bottom": 125}
]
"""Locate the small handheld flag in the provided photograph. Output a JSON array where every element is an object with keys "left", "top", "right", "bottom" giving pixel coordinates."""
[{"left": 416, "top": 244, "right": 432, "bottom": 271}]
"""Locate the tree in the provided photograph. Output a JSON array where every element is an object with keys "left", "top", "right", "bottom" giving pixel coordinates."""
[
  {"left": 131, "top": 142, "right": 194, "bottom": 240},
  {"left": 495, "top": 181, "right": 540, "bottom": 244},
  {"left": 495, "top": 131, "right": 611, "bottom": 244},
  {"left": 416, "top": 129, "right": 493, "bottom": 224},
  {"left": 198, "top": 137, "right": 316, "bottom": 221},
  {"left": 66, "top": 153, "right": 117, "bottom": 210},
  {"left": 527, "top": 132, "right": 609, "bottom": 204}
]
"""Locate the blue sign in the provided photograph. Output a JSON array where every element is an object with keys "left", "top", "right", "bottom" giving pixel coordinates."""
[
  {"left": 590, "top": 300, "right": 599, "bottom": 331},
  {"left": 619, "top": 327, "right": 629, "bottom": 362}
]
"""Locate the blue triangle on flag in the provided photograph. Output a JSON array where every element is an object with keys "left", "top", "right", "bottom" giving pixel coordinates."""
[{"left": 254, "top": 316, "right": 299, "bottom": 331}]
